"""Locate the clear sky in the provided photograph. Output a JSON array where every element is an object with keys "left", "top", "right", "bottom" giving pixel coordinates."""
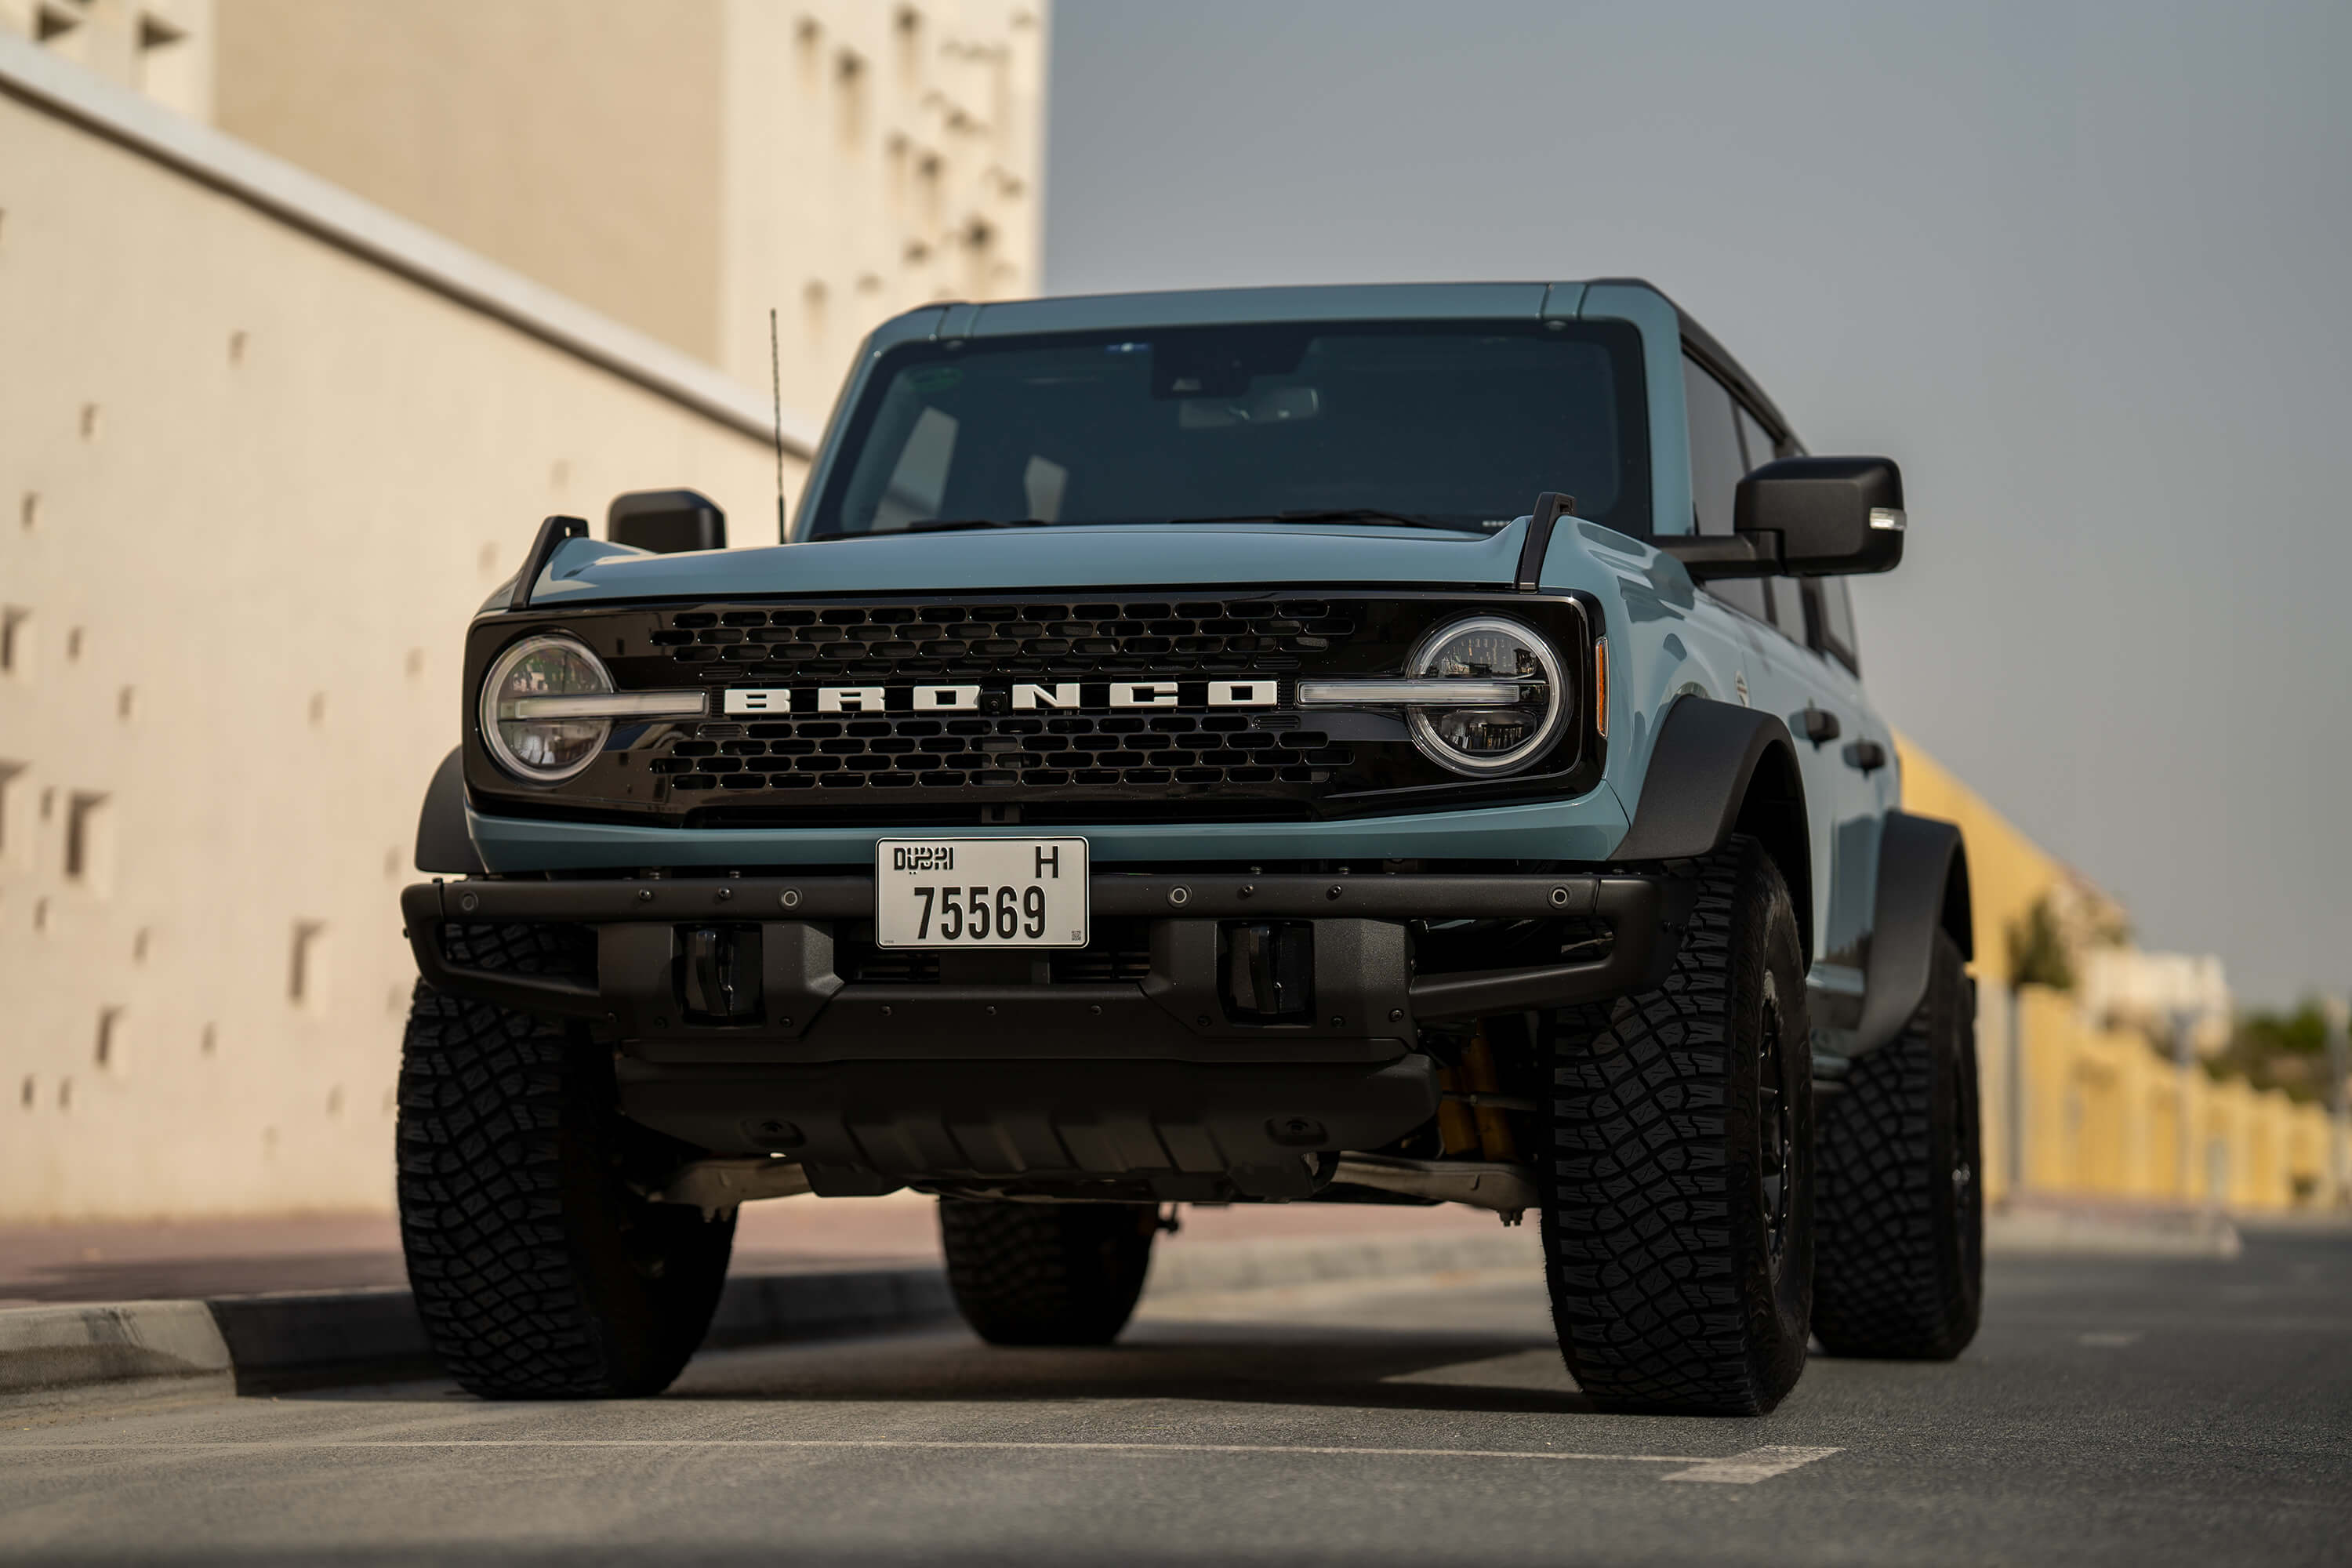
[{"left": 1041, "top": 0, "right": 2352, "bottom": 1007}]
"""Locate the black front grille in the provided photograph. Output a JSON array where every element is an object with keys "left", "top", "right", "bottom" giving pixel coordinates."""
[
  {"left": 463, "top": 590, "right": 1602, "bottom": 826},
  {"left": 648, "top": 598, "right": 1348, "bottom": 680},
  {"left": 654, "top": 712, "right": 1352, "bottom": 794}
]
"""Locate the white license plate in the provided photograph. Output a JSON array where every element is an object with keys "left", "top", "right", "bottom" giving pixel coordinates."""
[{"left": 874, "top": 837, "right": 1090, "bottom": 949}]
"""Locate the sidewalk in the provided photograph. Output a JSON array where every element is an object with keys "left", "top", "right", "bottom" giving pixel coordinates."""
[
  {"left": 1987, "top": 1194, "right": 2249, "bottom": 1258},
  {"left": 0, "top": 1195, "right": 1504, "bottom": 1307}
]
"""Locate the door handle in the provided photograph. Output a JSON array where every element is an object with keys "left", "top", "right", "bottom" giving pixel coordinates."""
[
  {"left": 1842, "top": 739, "right": 1887, "bottom": 774},
  {"left": 1795, "top": 706, "right": 1841, "bottom": 746}
]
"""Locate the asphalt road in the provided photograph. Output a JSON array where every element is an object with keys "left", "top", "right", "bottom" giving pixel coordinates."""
[{"left": 4, "top": 1227, "right": 2348, "bottom": 1567}]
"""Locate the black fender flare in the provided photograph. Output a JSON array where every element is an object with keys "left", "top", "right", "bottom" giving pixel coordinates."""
[
  {"left": 1853, "top": 809, "right": 1973, "bottom": 1056},
  {"left": 1612, "top": 695, "right": 1811, "bottom": 957},
  {"left": 414, "top": 746, "right": 487, "bottom": 877}
]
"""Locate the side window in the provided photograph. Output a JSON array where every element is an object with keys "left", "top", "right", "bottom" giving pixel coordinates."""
[
  {"left": 1817, "top": 576, "right": 1861, "bottom": 673},
  {"left": 1734, "top": 405, "right": 1779, "bottom": 470},
  {"left": 1732, "top": 399, "right": 1809, "bottom": 644},
  {"left": 1683, "top": 356, "right": 1767, "bottom": 620},
  {"left": 1683, "top": 357, "right": 1745, "bottom": 535},
  {"left": 1766, "top": 578, "right": 1809, "bottom": 643}
]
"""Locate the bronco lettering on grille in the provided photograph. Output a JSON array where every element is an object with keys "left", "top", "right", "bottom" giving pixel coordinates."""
[{"left": 724, "top": 679, "right": 1280, "bottom": 716}]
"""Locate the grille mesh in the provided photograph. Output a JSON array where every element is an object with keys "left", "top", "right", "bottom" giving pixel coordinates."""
[
  {"left": 652, "top": 598, "right": 1351, "bottom": 680},
  {"left": 655, "top": 713, "right": 1352, "bottom": 793},
  {"left": 646, "top": 598, "right": 1357, "bottom": 794}
]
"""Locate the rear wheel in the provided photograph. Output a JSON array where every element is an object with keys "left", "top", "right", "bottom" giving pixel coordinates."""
[
  {"left": 1541, "top": 834, "right": 1815, "bottom": 1414},
  {"left": 397, "top": 923, "right": 735, "bottom": 1399},
  {"left": 938, "top": 1200, "right": 1157, "bottom": 1346},
  {"left": 1813, "top": 930, "right": 1983, "bottom": 1359}
]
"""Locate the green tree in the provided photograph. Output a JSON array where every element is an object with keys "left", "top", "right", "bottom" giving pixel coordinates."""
[
  {"left": 2003, "top": 895, "right": 2075, "bottom": 993},
  {"left": 2209, "top": 999, "right": 2332, "bottom": 1102}
]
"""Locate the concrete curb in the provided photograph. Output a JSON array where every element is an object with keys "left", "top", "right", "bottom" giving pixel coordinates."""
[
  {"left": 703, "top": 1265, "right": 956, "bottom": 1351},
  {"left": 0, "top": 1299, "right": 236, "bottom": 1407},
  {"left": 1144, "top": 1228, "right": 1541, "bottom": 1299},
  {"left": 0, "top": 1230, "right": 1537, "bottom": 1408},
  {"left": 0, "top": 1265, "right": 956, "bottom": 1409},
  {"left": 209, "top": 1287, "right": 438, "bottom": 1391}
]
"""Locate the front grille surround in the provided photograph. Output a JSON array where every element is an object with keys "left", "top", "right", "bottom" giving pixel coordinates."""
[{"left": 462, "top": 590, "right": 1602, "bottom": 826}]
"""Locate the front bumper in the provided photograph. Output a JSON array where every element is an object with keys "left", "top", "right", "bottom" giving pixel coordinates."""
[
  {"left": 402, "top": 870, "right": 1684, "bottom": 1046},
  {"left": 399, "top": 869, "right": 1688, "bottom": 1200}
]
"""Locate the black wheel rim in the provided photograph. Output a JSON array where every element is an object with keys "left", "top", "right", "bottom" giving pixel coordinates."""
[{"left": 1758, "top": 985, "right": 1793, "bottom": 1267}]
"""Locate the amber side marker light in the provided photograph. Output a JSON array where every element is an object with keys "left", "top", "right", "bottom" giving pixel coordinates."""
[{"left": 1593, "top": 637, "right": 1609, "bottom": 738}]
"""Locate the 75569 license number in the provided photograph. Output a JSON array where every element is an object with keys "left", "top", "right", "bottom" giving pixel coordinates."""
[{"left": 873, "top": 837, "right": 1089, "bottom": 949}]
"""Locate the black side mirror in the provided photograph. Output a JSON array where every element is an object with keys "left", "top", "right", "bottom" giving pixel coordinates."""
[
  {"left": 1660, "top": 456, "right": 1905, "bottom": 580},
  {"left": 608, "top": 488, "right": 726, "bottom": 554},
  {"left": 1735, "top": 456, "right": 1904, "bottom": 575}
]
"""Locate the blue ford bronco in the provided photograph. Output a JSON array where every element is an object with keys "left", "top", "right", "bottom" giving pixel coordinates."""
[{"left": 400, "top": 280, "right": 1980, "bottom": 1414}]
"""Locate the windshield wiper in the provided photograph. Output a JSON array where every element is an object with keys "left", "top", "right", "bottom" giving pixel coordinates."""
[
  {"left": 1164, "top": 508, "right": 1477, "bottom": 532},
  {"left": 897, "top": 517, "right": 1051, "bottom": 535}
]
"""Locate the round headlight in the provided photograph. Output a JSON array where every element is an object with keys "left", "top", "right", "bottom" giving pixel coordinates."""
[
  {"left": 1405, "top": 617, "right": 1566, "bottom": 776},
  {"left": 481, "top": 635, "right": 614, "bottom": 783}
]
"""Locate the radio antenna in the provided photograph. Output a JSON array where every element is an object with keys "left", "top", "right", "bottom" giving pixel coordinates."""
[{"left": 769, "top": 307, "right": 788, "bottom": 541}]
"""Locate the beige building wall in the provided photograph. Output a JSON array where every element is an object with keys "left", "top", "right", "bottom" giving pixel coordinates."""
[
  {"left": 0, "top": 0, "right": 214, "bottom": 118},
  {"left": 210, "top": 0, "right": 729, "bottom": 364},
  {"left": 0, "top": 0, "right": 1047, "bottom": 1222},
  {"left": 718, "top": 0, "right": 1048, "bottom": 414},
  {"left": 208, "top": 0, "right": 1047, "bottom": 428},
  {"left": 0, "top": 54, "right": 798, "bottom": 1221}
]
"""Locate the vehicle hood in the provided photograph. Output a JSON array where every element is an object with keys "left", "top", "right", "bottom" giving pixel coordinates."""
[{"left": 509, "top": 521, "right": 1540, "bottom": 608}]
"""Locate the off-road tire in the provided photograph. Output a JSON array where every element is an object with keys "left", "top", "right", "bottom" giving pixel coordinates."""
[
  {"left": 397, "top": 923, "right": 736, "bottom": 1399},
  {"left": 1541, "top": 833, "right": 1815, "bottom": 1415},
  {"left": 1813, "top": 931, "right": 1982, "bottom": 1359},
  {"left": 938, "top": 1200, "right": 1156, "bottom": 1346}
]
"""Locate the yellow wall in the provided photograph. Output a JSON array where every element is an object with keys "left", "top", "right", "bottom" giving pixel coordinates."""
[{"left": 1899, "top": 737, "right": 2338, "bottom": 1212}]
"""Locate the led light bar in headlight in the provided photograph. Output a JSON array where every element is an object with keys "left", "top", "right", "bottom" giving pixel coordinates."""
[
  {"left": 1298, "top": 616, "right": 1566, "bottom": 777},
  {"left": 1296, "top": 678, "right": 1528, "bottom": 706},
  {"left": 503, "top": 691, "right": 708, "bottom": 721},
  {"left": 479, "top": 634, "right": 698, "bottom": 784}
]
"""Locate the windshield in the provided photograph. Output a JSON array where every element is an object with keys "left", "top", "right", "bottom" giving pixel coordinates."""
[{"left": 806, "top": 318, "right": 1649, "bottom": 539}]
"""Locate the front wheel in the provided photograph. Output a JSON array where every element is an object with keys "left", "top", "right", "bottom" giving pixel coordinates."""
[
  {"left": 1541, "top": 833, "right": 1815, "bottom": 1415},
  {"left": 397, "top": 924, "right": 735, "bottom": 1399}
]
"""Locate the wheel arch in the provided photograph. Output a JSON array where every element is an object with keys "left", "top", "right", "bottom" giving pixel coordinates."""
[
  {"left": 1613, "top": 695, "right": 1813, "bottom": 962},
  {"left": 1853, "top": 811, "right": 1971, "bottom": 1056}
]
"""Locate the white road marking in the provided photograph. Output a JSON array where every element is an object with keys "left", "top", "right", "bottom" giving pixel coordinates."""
[
  {"left": 17, "top": 1435, "right": 1846, "bottom": 1481},
  {"left": 24, "top": 1436, "right": 1704, "bottom": 1462},
  {"left": 19, "top": 1434, "right": 1841, "bottom": 1477},
  {"left": 1660, "top": 1446, "right": 1844, "bottom": 1485},
  {"left": 2078, "top": 1330, "right": 2144, "bottom": 1347}
]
